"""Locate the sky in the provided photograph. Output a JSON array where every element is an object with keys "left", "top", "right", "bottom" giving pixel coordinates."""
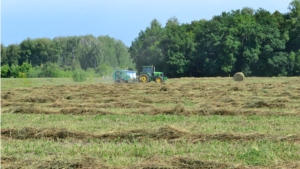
[{"left": 1, "top": 0, "right": 292, "bottom": 47}]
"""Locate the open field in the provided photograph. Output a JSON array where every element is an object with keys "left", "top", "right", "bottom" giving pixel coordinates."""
[{"left": 1, "top": 77, "right": 300, "bottom": 168}]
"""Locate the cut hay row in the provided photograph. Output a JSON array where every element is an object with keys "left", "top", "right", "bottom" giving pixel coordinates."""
[
  {"left": 3, "top": 156, "right": 283, "bottom": 169},
  {"left": 3, "top": 126, "right": 300, "bottom": 143},
  {"left": 3, "top": 105, "right": 300, "bottom": 116}
]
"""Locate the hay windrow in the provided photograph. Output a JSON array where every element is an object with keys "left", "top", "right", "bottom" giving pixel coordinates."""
[
  {"left": 2, "top": 156, "right": 299, "bottom": 169},
  {"left": 2, "top": 106, "right": 57, "bottom": 114},
  {"left": 3, "top": 126, "right": 300, "bottom": 143},
  {"left": 134, "top": 157, "right": 238, "bottom": 169},
  {"left": 20, "top": 95, "right": 55, "bottom": 103},
  {"left": 60, "top": 108, "right": 110, "bottom": 115},
  {"left": 1, "top": 156, "right": 112, "bottom": 169},
  {"left": 244, "top": 101, "right": 286, "bottom": 109},
  {"left": 3, "top": 105, "right": 300, "bottom": 116}
]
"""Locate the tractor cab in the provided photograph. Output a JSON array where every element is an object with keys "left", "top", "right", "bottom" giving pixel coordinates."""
[{"left": 142, "top": 66, "right": 153, "bottom": 74}]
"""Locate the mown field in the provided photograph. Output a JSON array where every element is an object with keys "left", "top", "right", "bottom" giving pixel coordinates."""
[{"left": 1, "top": 77, "right": 300, "bottom": 169}]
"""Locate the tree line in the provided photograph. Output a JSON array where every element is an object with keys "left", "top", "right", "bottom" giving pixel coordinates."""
[
  {"left": 1, "top": 0, "right": 300, "bottom": 78},
  {"left": 1, "top": 35, "right": 135, "bottom": 78},
  {"left": 130, "top": 0, "right": 300, "bottom": 77}
]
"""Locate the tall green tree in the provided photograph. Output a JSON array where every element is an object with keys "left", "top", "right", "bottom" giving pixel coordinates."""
[
  {"left": 1, "top": 44, "right": 7, "bottom": 65},
  {"left": 253, "top": 8, "right": 287, "bottom": 76},
  {"left": 162, "top": 18, "right": 196, "bottom": 77},
  {"left": 6, "top": 44, "right": 21, "bottom": 66},
  {"left": 129, "top": 19, "right": 165, "bottom": 73},
  {"left": 286, "top": 0, "right": 300, "bottom": 52}
]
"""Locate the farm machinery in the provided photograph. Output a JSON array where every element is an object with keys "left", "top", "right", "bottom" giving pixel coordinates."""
[
  {"left": 113, "top": 65, "right": 167, "bottom": 83},
  {"left": 113, "top": 70, "right": 136, "bottom": 83},
  {"left": 139, "top": 65, "right": 167, "bottom": 83}
]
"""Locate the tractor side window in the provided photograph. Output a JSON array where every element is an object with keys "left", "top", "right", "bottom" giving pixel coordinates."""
[{"left": 142, "top": 67, "right": 152, "bottom": 73}]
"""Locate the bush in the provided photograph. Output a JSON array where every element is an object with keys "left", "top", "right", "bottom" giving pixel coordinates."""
[
  {"left": 20, "top": 62, "right": 32, "bottom": 74},
  {"left": 17, "top": 72, "right": 27, "bottom": 78},
  {"left": 41, "top": 62, "right": 61, "bottom": 77},
  {"left": 72, "top": 69, "right": 86, "bottom": 82},
  {"left": 10, "top": 64, "right": 20, "bottom": 78},
  {"left": 27, "top": 67, "right": 42, "bottom": 78},
  {"left": 59, "top": 70, "right": 73, "bottom": 78},
  {"left": 96, "top": 64, "right": 113, "bottom": 77},
  {"left": 1, "top": 64, "right": 10, "bottom": 77}
]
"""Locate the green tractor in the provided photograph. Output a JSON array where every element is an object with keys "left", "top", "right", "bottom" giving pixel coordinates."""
[{"left": 139, "top": 65, "right": 167, "bottom": 83}]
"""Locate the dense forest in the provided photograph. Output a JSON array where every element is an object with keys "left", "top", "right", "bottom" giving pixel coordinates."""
[
  {"left": 1, "top": 0, "right": 300, "bottom": 78},
  {"left": 130, "top": 0, "right": 300, "bottom": 77}
]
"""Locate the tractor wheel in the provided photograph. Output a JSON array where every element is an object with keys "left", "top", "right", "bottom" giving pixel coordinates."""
[
  {"left": 140, "top": 74, "right": 149, "bottom": 83},
  {"left": 155, "top": 76, "right": 163, "bottom": 83}
]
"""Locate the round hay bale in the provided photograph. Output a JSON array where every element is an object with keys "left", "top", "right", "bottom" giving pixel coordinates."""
[{"left": 233, "top": 72, "right": 245, "bottom": 81}]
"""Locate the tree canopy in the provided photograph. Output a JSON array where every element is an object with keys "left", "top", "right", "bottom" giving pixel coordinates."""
[
  {"left": 1, "top": 35, "right": 135, "bottom": 73},
  {"left": 130, "top": 0, "right": 300, "bottom": 77}
]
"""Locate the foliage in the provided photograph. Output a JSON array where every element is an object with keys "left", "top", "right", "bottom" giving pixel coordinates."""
[
  {"left": 3, "top": 35, "right": 135, "bottom": 78},
  {"left": 72, "top": 69, "right": 87, "bottom": 82},
  {"left": 129, "top": 1, "right": 300, "bottom": 77},
  {"left": 96, "top": 64, "right": 114, "bottom": 77},
  {"left": 1, "top": 64, "right": 10, "bottom": 77},
  {"left": 40, "top": 62, "right": 61, "bottom": 77},
  {"left": 9, "top": 64, "right": 21, "bottom": 78},
  {"left": 1, "top": 44, "right": 8, "bottom": 65},
  {"left": 27, "top": 67, "right": 43, "bottom": 78}
]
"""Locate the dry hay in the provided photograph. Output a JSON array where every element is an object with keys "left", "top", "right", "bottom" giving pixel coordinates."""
[
  {"left": 233, "top": 72, "right": 245, "bottom": 81},
  {"left": 139, "top": 104, "right": 190, "bottom": 116},
  {"left": 1, "top": 127, "right": 93, "bottom": 140},
  {"left": 4, "top": 105, "right": 299, "bottom": 116},
  {"left": 3, "top": 126, "right": 300, "bottom": 143},
  {"left": 49, "top": 100, "right": 71, "bottom": 108},
  {"left": 2, "top": 77, "right": 300, "bottom": 117},
  {"left": 1, "top": 156, "right": 112, "bottom": 169},
  {"left": 20, "top": 95, "right": 55, "bottom": 103},
  {"left": 98, "top": 102, "right": 154, "bottom": 109},
  {"left": 135, "top": 157, "right": 300, "bottom": 169},
  {"left": 60, "top": 108, "right": 110, "bottom": 115},
  {"left": 136, "top": 107, "right": 300, "bottom": 116},
  {"left": 2, "top": 106, "right": 57, "bottom": 114},
  {"left": 134, "top": 157, "right": 238, "bottom": 169},
  {"left": 244, "top": 101, "right": 286, "bottom": 109},
  {"left": 159, "top": 86, "right": 168, "bottom": 91},
  {"left": 2, "top": 155, "right": 299, "bottom": 169},
  {"left": 1, "top": 92, "right": 14, "bottom": 99},
  {"left": 169, "top": 157, "right": 236, "bottom": 169}
]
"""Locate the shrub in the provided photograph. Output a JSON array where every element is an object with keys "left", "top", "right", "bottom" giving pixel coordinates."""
[
  {"left": 10, "top": 64, "right": 20, "bottom": 78},
  {"left": 58, "top": 70, "right": 73, "bottom": 78},
  {"left": 20, "top": 62, "right": 32, "bottom": 74},
  {"left": 17, "top": 72, "right": 27, "bottom": 78},
  {"left": 27, "top": 67, "right": 43, "bottom": 78},
  {"left": 72, "top": 69, "right": 86, "bottom": 82},
  {"left": 41, "top": 62, "right": 61, "bottom": 77},
  {"left": 96, "top": 64, "right": 113, "bottom": 77},
  {"left": 1, "top": 64, "right": 10, "bottom": 77}
]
